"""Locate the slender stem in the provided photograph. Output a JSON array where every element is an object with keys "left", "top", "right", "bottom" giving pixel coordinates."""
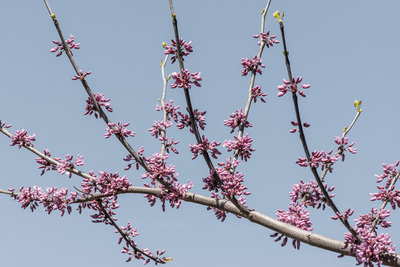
[
  {"left": 278, "top": 20, "right": 361, "bottom": 242},
  {"left": 98, "top": 200, "right": 166, "bottom": 264},
  {"left": 168, "top": 0, "right": 251, "bottom": 215}
]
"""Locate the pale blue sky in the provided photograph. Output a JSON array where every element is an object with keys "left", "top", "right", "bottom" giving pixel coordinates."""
[{"left": 1, "top": 1, "right": 400, "bottom": 266}]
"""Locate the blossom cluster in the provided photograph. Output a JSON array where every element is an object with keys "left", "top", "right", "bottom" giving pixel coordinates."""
[
  {"left": 251, "top": 86, "right": 267, "bottom": 103},
  {"left": 50, "top": 34, "right": 80, "bottom": 57},
  {"left": 224, "top": 108, "right": 253, "bottom": 134},
  {"left": 371, "top": 161, "right": 400, "bottom": 210},
  {"left": 223, "top": 134, "right": 255, "bottom": 162},
  {"left": 341, "top": 208, "right": 395, "bottom": 266},
  {"left": 10, "top": 129, "right": 36, "bottom": 148},
  {"left": 176, "top": 108, "right": 206, "bottom": 134},
  {"left": 57, "top": 154, "right": 85, "bottom": 178},
  {"left": 141, "top": 152, "right": 193, "bottom": 211},
  {"left": 170, "top": 69, "right": 202, "bottom": 89},
  {"left": 84, "top": 93, "right": 113, "bottom": 119},
  {"left": 334, "top": 136, "right": 357, "bottom": 161},
  {"left": 71, "top": 70, "right": 92, "bottom": 80},
  {"left": 164, "top": 38, "right": 193, "bottom": 64},
  {"left": 253, "top": 31, "right": 279, "bottom": 47},
  {"left": 295, "top": 137, "right": 357, "bottom": 172},
  {"left": 289, "top": 180, "right": 335, "bottom": 210},
  {"left": 277, "top": 76, "right": 310, "bottom": 97},
  {"left": 203, "top": 158, "right": 250, "bottom": 221},
  {"left": 271, "top": 202, "right": 313, "bottom": 249},
  {"left": 241, "top": 55, "right": 265, "bottom": 76},
  {"left": 105, "top": 122, "right": 136, "bottom": 139},
  {"left": 155, "top": 100, "right": 180, "bottom": 123},
  {"left": 189, "top": 136, "right": 221, "bottom": 160},
  {"left": 9, "top": 186, "right": 77, "bottom": 216}
]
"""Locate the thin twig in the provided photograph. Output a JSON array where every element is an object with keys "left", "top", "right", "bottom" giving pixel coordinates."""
[{"left": 278, "top": 18, "right": 361, "bottom": 242}]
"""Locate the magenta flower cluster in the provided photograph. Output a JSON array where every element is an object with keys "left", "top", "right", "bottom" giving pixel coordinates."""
[
  {"left": 224, "top": 108, "right": 253, "bottom": 134},
  {"left": 203, "top": 158, "right": 250, "bottom": 221},
  {"left": 84, "top": 93, "right": 113, "bottom": 119},
  {"left": 223, "top": 134, "right": 255, "bottom": 162},
  {"left": 289, "top": 180, "right": 335, "bottom": 210},
  {"left": 164, "top": 38, "right": 193, "bottom": 64},
  {"left": 341, "top": 208, "right": 395, "bottom": 266},
  {"left": 371, "top": 161, "right": 400, "bottom": 210},
  {"left": 155, "top": 100, "right": 180, "bottom": 123},
  {"left": 253, "top": 31, "right": 279, "bottom": 47},
  {"left": 57, "top": 154, "right": 85, "bottom": 178},
  {"left": 176, "top": 108, "right": 206, "bottom": 133},
  {"left": 50, "top": 34, "right": 80, "bottom": 57},
  {"left": 296, "top": 137, "right": 357, "bottom": 172},
  {"left": 334, "top": 136, "right": 357, "bottom": 161},
  {"left": 9, "top": 186, "right": 77, "bottom": 216},
  {"left": 71, "top": 69, "right": 92, "bottom": 80},
  {"left": 241, "top": 55, "right": 265, "bottom": 76},
  {"left": 277, "top": 76, "right": 310, "bottom": 97},
  {"left": 105, "top": 122, "right": 136, "bottom": 139},
  {"left": 10, "top": 129, "right": 36, "bottom": 148},
  {"left": 170, "top": 69, "right": 202, "bottom": 89},
  {"left": 271, "top": 202, "right": 313, "bottom": 249},
  {"left": 189, "top": 136, "right": 221, "bottom": 160},
  {"left": 251, "top": 86, "right": 267, "bottom": 103}
]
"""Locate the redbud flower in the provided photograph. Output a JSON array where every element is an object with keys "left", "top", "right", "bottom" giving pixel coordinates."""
[
  {"left": 224, "top": 108, "right": 253, "bottom": 134},
  {"left": 223, "top": 134, "right": 255, "bottom": 162},
  {"left": 277, "top": 76, "right": 310, "bottom": 97},
  {"left": 177, "top": 108, "right": 206, "bottom": 133},
  {"left": 10, "top": 129, "right": 36, "bottom": 148},
  {"left": 241, "top": 55, "right": 265, "bottom": 76},
  {"left": 84, "top": 93, "right": 113, "bottom": 119},
  {"left": 164, "top": 38, "right": 193, "bottom": 64},
  {"left": 57, "top": 154, "right": 84, "bottom": 178},
  {"left": 253, "top": 30, "right": 279, "bottom": 47},
  {"left": 251, "top": 86, "right": 267, "bottom": 103},
  {"left": 72, "top": 70, "right": 91, "bottom": 80},
  {"left": 155, "top": 100, "right": 180, "bottom": 122},
  {"left": 189, "top": 136, "right": 221, "bottom": 160},
  {"left": 36, "top": 149, "right": 58, "bottom": 175},
  {"left": 170, "top": 69, "right": 202, "bottom": 89},
  {"left": 105, "top": 122, "right": 136, "bottom": 139},
  {"left": 50, "top": 34, "right": 80, "bottom": 57}
]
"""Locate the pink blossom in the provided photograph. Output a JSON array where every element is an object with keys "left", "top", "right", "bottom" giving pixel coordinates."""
[
  {"left": 241, "top": 55, "right": 265, "bottom": 76},
  {"left": 223, "top": 133, "right": 255, "bottom": 162},
  {"left": 36, "top": 149, "right": 58, "bottom": 175},
  {"left": 277, "top": 76, "right": 310, "bottom": 97},
  {"left": 84, "top": 93, "right": 113, "bottom": 119},
  {"left": 71, "top": 70, "right": 91, "bottom": 80},
  {"left": 57, "top": 154, "right": 84, "bottom": 178},
  {"left": 189, "top": 136, "right": 221, "bottom": 160},
  {"left": 10, "top": 129, "right": 36, "bottom": 148},
  {"left": 164, "top": 38, "right": 193, "bottom": 64},
  {"left": 224, "top": 108, "right": 252, "bottom": 134},
  {"left": 155, "top": 100, "right": 180, "bottom": 122},
  {"left": 251, "top": 86, "right": 267, "bottom": 103},
  {"left": 253, "top": 30, "right": 279, "bottom": 47},
  {"left": 170, "top": 69, "right": 202, "bottom": 89},
  {"left": 177, "top": 108, "right": 206, "bottom": 133},
  {"left": 50, "top": 34, "right": 80, "bottom": 57},
  {"left": 105, "top": 122, "right": 136, "bottom": 139}
]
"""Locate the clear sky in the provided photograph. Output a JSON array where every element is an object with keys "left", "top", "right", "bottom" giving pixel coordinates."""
[{"left": 1, "top": 1, "right": 400, "bottom": 266}]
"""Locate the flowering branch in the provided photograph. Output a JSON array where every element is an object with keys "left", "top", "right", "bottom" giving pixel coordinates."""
[{"left": 274, "top": 11, "right": 360, "bottom": 242}]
